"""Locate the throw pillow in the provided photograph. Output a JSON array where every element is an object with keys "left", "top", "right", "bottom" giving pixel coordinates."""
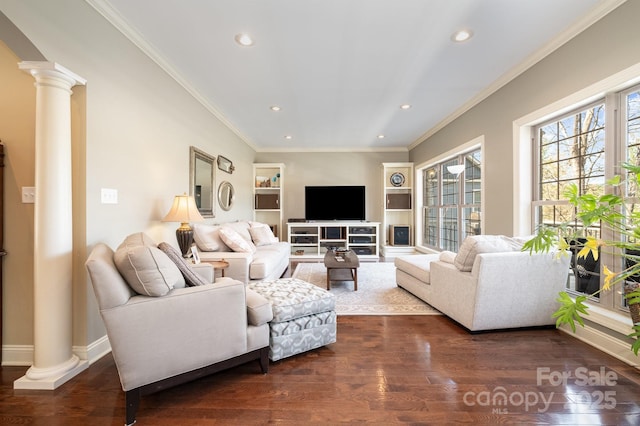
[
  {"left": 219, "top": 226, "right": 257, "bottom": 253},
  {"left": 439, "top": 250, "right": 457, "bottom": 264},
  {"left": 117, "top": 231, "right": 157, "bottom": 249},
  {"left": 224, "top": 220, "right": 253, "bottom": 244},
  {"left": 249, "top": 223, "right": 279, "bottom": 246},
  {"left": 454, "top": 235, "right": 516, "bottom": 272},
  {"left": 114, "top": 242, "right": 185, "bottom": 296},
  {"left": 192, "top": 223, "right": 230, "bottom": 252},
  {"left": 157, "top": 242, "right": 209, "bottom": 287}
]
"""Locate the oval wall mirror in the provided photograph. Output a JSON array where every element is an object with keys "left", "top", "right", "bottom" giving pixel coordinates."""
[
  {"left": 218, "top": 181, "right": 235, "bottom": 211},
  {"left": 189, "top": 146, "right": 216, "bottom": 217}
]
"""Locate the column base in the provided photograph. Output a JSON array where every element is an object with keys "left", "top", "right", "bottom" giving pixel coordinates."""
[{"left": 14, "top": 356, "right": 89, "bottom": 390}]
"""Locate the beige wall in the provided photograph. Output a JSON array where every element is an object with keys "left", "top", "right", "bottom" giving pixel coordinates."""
[
  {"left": 410, "top": 0, "right": 640, "bottom": 236},
  {"left": 0, "top": 41, "right": 37, "bottom": 345},
  {"left": 0, "top": 0, "right": 256, "bottom": 361}
]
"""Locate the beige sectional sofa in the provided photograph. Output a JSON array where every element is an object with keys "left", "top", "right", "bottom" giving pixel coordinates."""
[
  {"left": 395, "top": 235, "right": 571, "bottom": 331},
  {"left": 193, "top": 220, "right": 290, "bottom": 284}
]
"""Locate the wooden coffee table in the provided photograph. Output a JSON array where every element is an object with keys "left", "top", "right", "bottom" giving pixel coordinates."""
[{"left": 324, "top": 250, "right": 360, "bottom": 291}]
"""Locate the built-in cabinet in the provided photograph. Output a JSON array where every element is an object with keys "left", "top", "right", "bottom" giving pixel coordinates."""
[
  {"left": 381, "top": 162, "right": 414, "bottom": 258},
  {"left": 288, "top": 222, "right": 380, "bottom": 260},
  {"left": 253, "top": 163, "right": 284, "bottom": 239}
]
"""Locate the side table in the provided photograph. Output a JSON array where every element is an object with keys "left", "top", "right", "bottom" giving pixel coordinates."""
[{"left": 205, "top": 259, "right": 230, "bottom": 278}]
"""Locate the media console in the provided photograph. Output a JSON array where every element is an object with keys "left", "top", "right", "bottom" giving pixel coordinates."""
[{"left": 288, "top": 222, "right": 380, "bottom": 259}]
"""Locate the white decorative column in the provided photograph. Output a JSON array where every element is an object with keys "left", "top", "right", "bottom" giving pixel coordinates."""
[{"left": 14, "top": 62, "right": 87, "bottom": 390}]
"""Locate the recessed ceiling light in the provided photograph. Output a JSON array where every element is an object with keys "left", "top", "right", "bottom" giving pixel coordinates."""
[
  {"left": 284, "top": 135, "right": 293, "bottom": 140},
  {"left": 451, "top": 29, "right": 473, "bottom": 42},
  {"left": 400, "top": 104, "right": 411, "bottom": 110},
  {"left": 234, "top": 33, "right": 254, "bottom": 47},
  {"left": 377, "top": 134, "right": 385, "bottom": 139},
  {"left": 270, "top": 105, "right": 281, "bottom": 111}
]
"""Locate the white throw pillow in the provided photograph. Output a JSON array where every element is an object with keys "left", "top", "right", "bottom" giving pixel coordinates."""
[
  {"left": 223, "top": 221, "right": 253, "bottom": 244},
  {"left": 454, "top": 235, "right": 517, "bottom": 272},
  {"left": 439, "top": 250, "right": 457, "bottom": 264},
  {"left": 249, "top": 223, "right": 279, "bottom": 246},
  {"left": 219, "top": 226, "right": 257, "bottom": 253},
  {"left": 192, "top": 223, "right": 230, "bottom": 252}
]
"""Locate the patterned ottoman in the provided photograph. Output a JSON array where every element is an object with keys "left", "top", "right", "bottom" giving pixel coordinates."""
[{"left": 248, "top": 278, "right": 337, "bottom": 361}]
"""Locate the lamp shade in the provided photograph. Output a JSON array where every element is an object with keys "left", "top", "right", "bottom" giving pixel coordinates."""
[
  {"left": 163, "top": 194, "right": 204, "bottom": 257},
  {"left": 162, "top": 194, "right": 204, "bottom": 226},
  {"left": 447, "top": 164, "right": 465, "bottom": 176}
]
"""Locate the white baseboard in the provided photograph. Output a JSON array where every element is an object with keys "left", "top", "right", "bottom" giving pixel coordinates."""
[
  {"left": 381, "top": 245, "right": 416, "bottom": 258},
  {"left": 75, "top": 335, "right": 112, "bottom": 365},
  {"left": 1, "top": 345, "right": 33, "bottom": 366},
  {"left": 2, "top": 335, "right": 111, "bottom": 367},
  {"left": 559, "top": 323, "right": 640, "bottom": 368}
]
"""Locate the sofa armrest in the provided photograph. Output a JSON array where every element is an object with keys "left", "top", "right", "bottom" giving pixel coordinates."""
[
  {"left": 245, "top": 288, "right": 273, "bottom": 326},
  {"left": 100, "top": 279, "right": 248, "bottom": 391},
  {"left": 191, "top": 263, "right": 214, "bottom": 283},
  {"left": 199, "top": 251, "right": 252, "bottom": 283}
]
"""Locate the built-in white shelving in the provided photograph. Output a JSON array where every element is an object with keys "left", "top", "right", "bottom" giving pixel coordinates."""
[
  {"left": 253, "top": 163, "right": 285, "bottom": 239},
  {"left": 381, "top": 162, "right": 415, "bottom": 258},
  {"left": 288, "top": 222, "right": 380, "bottom": 260}
]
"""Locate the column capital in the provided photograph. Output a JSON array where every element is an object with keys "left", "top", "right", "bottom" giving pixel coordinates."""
[{"left": 18, "top": 61, "right": 86, "bottom": 88}]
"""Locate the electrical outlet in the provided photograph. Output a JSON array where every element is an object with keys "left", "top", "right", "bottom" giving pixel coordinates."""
[
  {"left": 101, "top": 188, "right": 118, "bottom": 204},
  {"left": 22, "top": 187, "right": 35, "bottom": 203}
]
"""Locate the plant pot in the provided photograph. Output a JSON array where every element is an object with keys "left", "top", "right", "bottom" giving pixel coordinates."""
[{"left": 624, "top": 282, "right": 640, "bottom": 325}]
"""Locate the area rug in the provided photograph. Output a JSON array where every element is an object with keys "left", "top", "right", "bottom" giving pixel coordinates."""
[{"left": 291, "top": 261, "right": 441, "bottom": 316}]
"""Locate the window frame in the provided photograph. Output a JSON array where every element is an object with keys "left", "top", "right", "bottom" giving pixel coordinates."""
[
  {"left": 415, "top": 140, "right": 483, "bottom": 253},
  {"left": 531, "top": 83, "right": 640, "bottom": 314}
]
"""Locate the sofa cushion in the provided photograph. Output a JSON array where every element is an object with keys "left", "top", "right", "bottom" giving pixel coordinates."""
[
  {"left": 249, "top": 242, "right": 289, "bottom": 279},
  {"left": 157, "top": 242, "right": 208, "bottom": 287},
  {"left": 114, "top": 234, "right": 185, "bottom": 296},
  {"left": 219, "top": 227, "right": 257, "bottom": 253},
  {"left": 193, "top": 223, "right": 231, "bottom": 252},
  {"left": 454, "top": 235, "right": 523, "bottom": 272},
  {"left": 245, "top": 288, "right": 274, "bottom": 326},
  {"left": 249, "top": 223, "right": 279, "bottom": 246},
  {"left": 394, "top": 254, "right": 440, "bottom": 283}
]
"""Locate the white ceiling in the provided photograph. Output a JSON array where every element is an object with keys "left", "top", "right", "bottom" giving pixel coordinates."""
[{"left": 90, "top": 0, "right": 619, "bottom": 152}]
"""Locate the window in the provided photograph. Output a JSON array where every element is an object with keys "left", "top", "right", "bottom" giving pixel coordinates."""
[
  {"left": 421, "top": 148, "right": 482, "bottom": 252},
  {"left": 532, "top": 83, "right": 640, "bottom": 311},
  {"left": 534, "top": 102, "right": 606, "bottom": 298},
  {"left": 623, "top": 87, "right": 640, "bottom": 304}
]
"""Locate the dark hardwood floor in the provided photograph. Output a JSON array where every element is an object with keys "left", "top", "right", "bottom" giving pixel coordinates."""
[{"left": 2, "top": 315, "right": 640, "bottom": 425}]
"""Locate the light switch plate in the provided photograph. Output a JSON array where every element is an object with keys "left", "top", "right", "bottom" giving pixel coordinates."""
[
  {"left": 101, "top": 188, "right": 118, "bottom": 204},
  {"left": 22, "top": 187, "right": 35, "bottom": 203}
]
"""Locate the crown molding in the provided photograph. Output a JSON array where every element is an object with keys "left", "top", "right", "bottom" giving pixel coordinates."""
[
  {"left": 85, "top": 0, "right": 258, "bottom": 151},
  {"left": 409, "top": 0, "right": 627, "bottom": 151}
]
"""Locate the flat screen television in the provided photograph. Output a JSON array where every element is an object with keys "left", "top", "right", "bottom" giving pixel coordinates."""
[{"left": 305, "top": 186, "right": 366, "bottom": 221}]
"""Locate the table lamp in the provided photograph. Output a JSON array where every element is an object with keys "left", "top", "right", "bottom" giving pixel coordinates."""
[{"left": 162, "top": 194, "right": 204, "bottom": 257}]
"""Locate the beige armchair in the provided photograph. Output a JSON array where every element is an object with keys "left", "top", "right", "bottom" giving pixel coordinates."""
[{"left": 85, "top": 241, "right": 272, "bottom": 426}]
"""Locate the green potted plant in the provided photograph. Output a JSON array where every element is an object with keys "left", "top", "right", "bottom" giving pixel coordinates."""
[{"left": 524, "top": 162, "right": 640, "bottom": 354}]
